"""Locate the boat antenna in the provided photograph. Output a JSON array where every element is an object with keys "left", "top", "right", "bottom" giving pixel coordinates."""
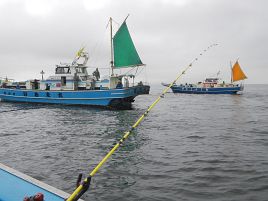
[
  {"left": 110, "top": 17, "right": 114, "bottom": 76},
  {"left": 40, "top": 70, "right": 45, "bottom": 81},
  {"left": 66, "top": 43, "right": 218, "bottom": 201}
]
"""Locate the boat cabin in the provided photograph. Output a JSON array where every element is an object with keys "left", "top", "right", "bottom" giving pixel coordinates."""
[
  {"left": 203, "top": 78, "right": 219, "bottom": 88},
  {"left": 24, "top": 63, "right": 126, "bottom": 91}
]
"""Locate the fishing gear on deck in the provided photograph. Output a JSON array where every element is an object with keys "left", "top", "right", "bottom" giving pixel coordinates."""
[
  {"left": 66, "top": 44, "right": 218, "bottom": 201},
  {"left": 23, "top": 192, "right": 44, "bottom": 201}
]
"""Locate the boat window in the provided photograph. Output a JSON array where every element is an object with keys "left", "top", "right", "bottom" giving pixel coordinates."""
[
  {"left": 75, "top": 67, "right": 86, "bottom": 74},
  {"left": 81, "top": 68, "right": 86, "bottom": 73},
  {"left": 45, "top": 83, "right": 50, "bottom": 90},
  {"left": 56, "top": 67, "right": 63, "bottom": 74},
  {"left": 76, "top": 67, "right": 81, "bottom": 73},
  {"left": 56, "top": 67, "right": 71, "bottom": 74},
  {"left": 61, "top": 76, "right": 66, "bottom": 86}
]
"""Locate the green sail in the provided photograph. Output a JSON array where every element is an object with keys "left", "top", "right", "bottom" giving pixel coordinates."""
[{"left": 113, "top": 22, "right": 143, "bottom": 68}]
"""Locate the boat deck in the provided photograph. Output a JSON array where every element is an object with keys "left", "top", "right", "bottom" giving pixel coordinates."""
[{"left": 0, "top": 163, "right": 83, "bottom": 201}]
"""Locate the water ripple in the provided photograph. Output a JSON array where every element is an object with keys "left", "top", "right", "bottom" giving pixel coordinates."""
[{"left": 1, "top": 84, "right": 268, "bottom": 201}]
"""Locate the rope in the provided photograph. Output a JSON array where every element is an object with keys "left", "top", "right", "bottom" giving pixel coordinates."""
[{"left": 66, "top": 43, "right": 218, "bottom": 201}]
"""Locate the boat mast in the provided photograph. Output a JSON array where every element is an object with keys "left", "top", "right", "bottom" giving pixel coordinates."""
[
  {"left": 230, "top": 61, "right": 233, "bottom": 83},
  {"left": 110, "top": 17, "right": 114, "bottom": 76}
]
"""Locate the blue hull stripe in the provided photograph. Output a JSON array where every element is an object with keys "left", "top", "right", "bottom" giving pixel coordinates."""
[
  {"left": 0, "top": 88, "right": 140, "bottom": 106},
  {"left": 171, "top": 86, "right": 242, "bottom": 94},
  {"left": 0, "top": 95, "right": 126, "bottom": 100}
]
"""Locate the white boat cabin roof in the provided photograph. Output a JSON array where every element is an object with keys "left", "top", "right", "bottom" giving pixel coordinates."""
[{"left": 204, "top": 78, "right": 219, "bottom": 84}]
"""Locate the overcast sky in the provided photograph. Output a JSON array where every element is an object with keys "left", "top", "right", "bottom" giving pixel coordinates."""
[{"left": 0, "top": 0, "right": 267, "bottom": 84}]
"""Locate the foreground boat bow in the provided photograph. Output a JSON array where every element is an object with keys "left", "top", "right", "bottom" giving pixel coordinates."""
[{"left": 0, "top": 163, "right": 83, "bottom": 201}]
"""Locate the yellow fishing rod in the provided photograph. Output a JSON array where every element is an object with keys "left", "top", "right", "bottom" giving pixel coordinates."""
[{"left": 66, "top": 44, "right": 218, "bottom": 201}]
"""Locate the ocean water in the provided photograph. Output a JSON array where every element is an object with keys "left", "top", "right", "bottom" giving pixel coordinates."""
[{"left": 0, "top": 84, "right": 268, "bottom": 201}]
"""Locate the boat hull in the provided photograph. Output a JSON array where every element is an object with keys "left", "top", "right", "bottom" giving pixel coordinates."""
[
  {"left": 0, "top": 86, "right": 149, "bottom": 109},
  {"left": 170, "top": 86, "right": 242, "bottom": 94},
  {"left": 0, "top": 163, "right": 81, "bottom": 201}
]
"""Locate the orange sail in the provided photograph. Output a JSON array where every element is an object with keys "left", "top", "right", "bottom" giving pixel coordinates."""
[{"left": 232, "top": 61, "right": 247, "bottom": 82}]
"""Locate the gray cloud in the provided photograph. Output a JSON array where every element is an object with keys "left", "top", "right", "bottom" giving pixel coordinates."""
[{"left": 0, "top": 0, "right": 267, "bottom": 84}]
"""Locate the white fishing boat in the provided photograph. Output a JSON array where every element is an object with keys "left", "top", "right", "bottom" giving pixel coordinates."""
[{"left": 0, "top": 17, "right": 150, "bottom": 109}]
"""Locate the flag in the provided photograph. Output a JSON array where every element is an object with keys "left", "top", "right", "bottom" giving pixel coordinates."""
[{"left": 76, "top": 47, "right": 85, "bottom": 57}]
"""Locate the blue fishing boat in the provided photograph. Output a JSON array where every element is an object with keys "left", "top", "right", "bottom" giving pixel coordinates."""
[
  {"left": 163, "top": 61, "right": 247, "bottom": 94},
  {"left": 0, "top": 18, "right": 150, "bottom": 109},
  {"left": 0, "top": 163, "right": 83, "bottom": 201}
]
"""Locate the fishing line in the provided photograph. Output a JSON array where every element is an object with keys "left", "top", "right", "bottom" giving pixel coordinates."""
[{"left": 66, "top": 43, "right": 218, "bottom": 201}]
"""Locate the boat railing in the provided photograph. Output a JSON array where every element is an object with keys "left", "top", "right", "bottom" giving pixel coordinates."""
[{"left": 134, "top": 81, "right": 150, "bottom": 86}]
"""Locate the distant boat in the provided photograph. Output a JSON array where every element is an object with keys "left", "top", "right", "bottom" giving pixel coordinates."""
[
  {"left": 0, "top": 17, "right": 150, "bottom": 109},
  {"left": 162, "top": 61, "right": 247, "bottom": 94}
]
